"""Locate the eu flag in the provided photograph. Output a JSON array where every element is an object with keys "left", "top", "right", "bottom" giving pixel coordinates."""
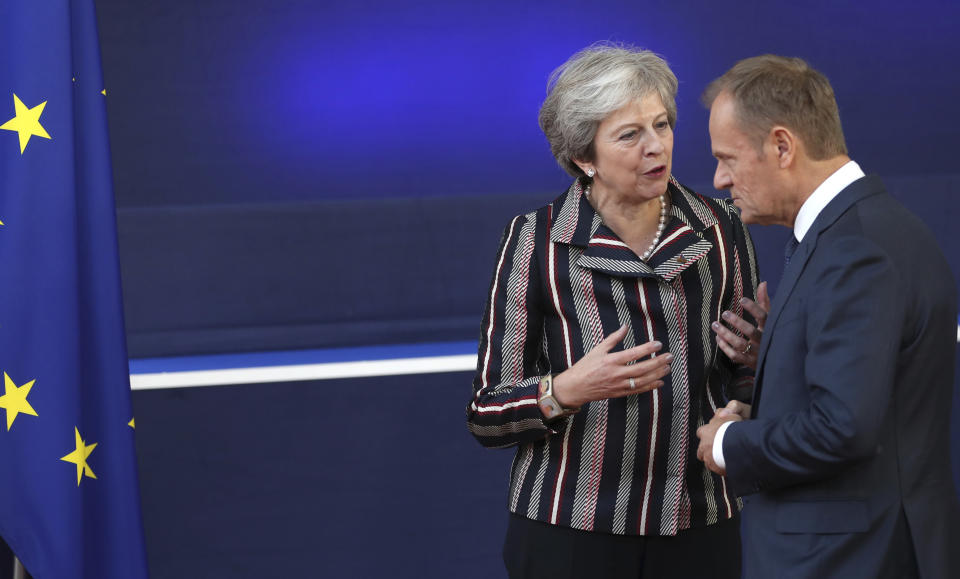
[{"left": 0, "top": 1, "right": 149, "bottom": 577}]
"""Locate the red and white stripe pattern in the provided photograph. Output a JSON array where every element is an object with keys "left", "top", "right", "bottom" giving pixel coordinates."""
[
  {"left": 588, "top": 235, "right": 630, "bottom": 250},
  {"left": 658, "top": 273, "right": 693, "bottom": 535},
  {"left": 467, "top": 178, "right": 759, "bottom": 536},
  {"left": 609, "top": 276, "right": 641, "bottom": 534},
  {"left": 568, "top": 242, "right": 608, "bottom": 531},
  {"left": 636, "top": 278, "right": 661, "bottom": 534}
]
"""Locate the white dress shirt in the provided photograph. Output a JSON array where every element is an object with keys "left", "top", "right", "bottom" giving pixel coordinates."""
[{"left": 712, "top": 161, "right": 866, "bottom": 470}]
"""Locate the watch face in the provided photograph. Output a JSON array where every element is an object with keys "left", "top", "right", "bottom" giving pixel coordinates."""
[{"left": 539, "top": 398, "right": 560, "bottom": 418}]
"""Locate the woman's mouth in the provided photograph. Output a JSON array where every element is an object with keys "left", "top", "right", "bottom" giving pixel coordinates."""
[{"left": 644, "top": 165, "right": 667, "bottom": 177}]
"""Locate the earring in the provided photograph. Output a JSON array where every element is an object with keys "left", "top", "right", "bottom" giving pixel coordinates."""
[{"left": 586, "top": 168, "right": 595, "bottom": 178}]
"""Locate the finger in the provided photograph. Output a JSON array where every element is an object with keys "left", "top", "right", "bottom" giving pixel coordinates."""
[
  {"left": 611, "top": 340, "right": 663, "bottom": 364},
  {"left": 717, "top": 410, "right": 743, "bottom": 422},
  {"left": 619, "top": 351, "right": 673, "bottom": 377},
  {"left": 711, "top": 320, "right": 749, "bottom": 351},
  {"left": 626, "top": 361, "right": 672, "bottom": 390},
  {"left": 719, "top": 400, "right": 748, "bottom": 421},
  {"left": 715, "top": 333, "right": 744, "bottom": 363},
  {"left": 596, "top": 324, "right": 630, "bottom": 353},
  {"left": 757, "top": 281, "right": 771, "bottom": 313},
  {"left": 757, "top": 281, "right": 770, "bottom": 310},
  {"left": 740, "top": 298, "right": 768, "bottom": 329},
  {"left": 623, "top": 378, "right": 666, "bottom": 398},
  {"left": 725, "top": 400, "right": 744, "bottom": 415},
  {"left": 645, "top": 380, "right": 665, "bottom": 393},
  {"left": 720, "top": 310, "right": 758, "bottom": 338},
  {"left": 726, "top": 400, "right": 751, "bottom": 419}
]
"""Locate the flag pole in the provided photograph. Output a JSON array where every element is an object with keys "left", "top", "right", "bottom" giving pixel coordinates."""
[{"left": 12, "top": 557, "right": 26, "bottom": 579}]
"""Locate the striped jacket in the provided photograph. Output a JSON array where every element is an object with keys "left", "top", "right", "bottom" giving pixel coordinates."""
[{"left": 467, "top": 177, "right": 759, "bottom": 536}]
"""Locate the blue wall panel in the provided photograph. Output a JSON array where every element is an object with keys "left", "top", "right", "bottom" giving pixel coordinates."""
[
  {"left": 132, "top": 372, "right": 513, "bottom": 578},
  {"left": 130, "top": 361, "right": 960, "bottom": 578}
]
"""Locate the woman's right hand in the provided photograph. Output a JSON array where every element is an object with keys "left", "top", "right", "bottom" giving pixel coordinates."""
[{"left": 551, "top": 325, "right": 672, "bottom": 409}]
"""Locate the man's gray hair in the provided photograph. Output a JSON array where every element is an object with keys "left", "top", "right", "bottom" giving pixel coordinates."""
[
  {"left": 701, "top": 55, "right": 847, "bottom": 160},
  {"left": 539, "top": 43, "right": 678, "bottom": 177}
]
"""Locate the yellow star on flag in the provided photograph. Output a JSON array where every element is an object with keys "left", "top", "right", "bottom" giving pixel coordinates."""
[
  {"left": 61, "top": 427, "right": 98, "bottom": 486},
  {"left": 0, "top": 94, "right": 51, "bottom": 154},
  {"left": 0, "top": 372, "right": 38, "bottom": 430},
  {"left": 128, "top": 417, "right": 135, "bottom": 429}
]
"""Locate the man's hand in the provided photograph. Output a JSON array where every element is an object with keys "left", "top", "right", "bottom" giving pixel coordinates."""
[
  {"left": 696, "top": 402, "right": 747, "bottom": 475},
  {"left": 717, "top": 399, "right": 751, "bottom": 421}
]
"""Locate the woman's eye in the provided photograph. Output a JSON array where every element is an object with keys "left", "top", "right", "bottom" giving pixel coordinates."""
[
  {"left": 619, "top": 131, "right": 637, "bottom": 140},
  {"left": 656, "top": 121, "right": 669, "bottom": 130}
]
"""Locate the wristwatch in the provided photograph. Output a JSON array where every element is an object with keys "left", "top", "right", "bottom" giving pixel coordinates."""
[{"left": 537, "top": 374, "right": 580, "bottom": 421}]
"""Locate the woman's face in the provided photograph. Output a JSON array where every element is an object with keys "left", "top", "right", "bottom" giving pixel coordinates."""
[{"left": 587, "top": 92, "right": 673, "bottom": 203}]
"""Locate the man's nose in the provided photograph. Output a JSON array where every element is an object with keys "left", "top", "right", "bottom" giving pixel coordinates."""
[{"left": 713, "top": 163, "right": 732, "bottom": 190}]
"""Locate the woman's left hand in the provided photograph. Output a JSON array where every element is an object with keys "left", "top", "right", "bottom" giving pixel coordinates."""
[{"left": 711, "top": 281, "right": 770, "bottom": 370}]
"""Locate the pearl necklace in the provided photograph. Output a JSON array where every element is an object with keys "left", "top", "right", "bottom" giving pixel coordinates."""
[
  {"left": 585, "top": 184, "right": 668, "bottom": 261},
  {"left": 642, "top": 194, "right": 668, "bottom": 260}
]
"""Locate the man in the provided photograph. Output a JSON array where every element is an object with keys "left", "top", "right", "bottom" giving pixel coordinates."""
[{"left": 696, "top": 55, "right": 960, "bottom": 578}]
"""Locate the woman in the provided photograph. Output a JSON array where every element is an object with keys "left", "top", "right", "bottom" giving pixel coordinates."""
[{"left": 466, "top": 44, "right": 760, "bottom": 578}]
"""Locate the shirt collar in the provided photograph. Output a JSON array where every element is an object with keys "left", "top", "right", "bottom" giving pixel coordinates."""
[{"left": 793, "top": 160, "right": 865, "bottom": 242}]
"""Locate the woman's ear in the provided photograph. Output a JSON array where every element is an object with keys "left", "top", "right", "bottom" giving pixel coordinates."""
[{"left": 574, "top": 159, "right": 595, "bottom": 177}]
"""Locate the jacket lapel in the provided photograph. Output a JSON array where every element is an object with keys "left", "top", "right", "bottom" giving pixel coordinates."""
[
  {"left": 553, "top": 178, "right": 718, "bottom": 282},
  {"left": 751, "top": 176, "right": 885, "bottom": 412}
]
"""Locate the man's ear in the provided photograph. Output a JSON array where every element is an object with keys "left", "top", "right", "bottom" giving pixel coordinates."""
[{"left": 770, "top": 126, "right": 795, "bottom": 168}]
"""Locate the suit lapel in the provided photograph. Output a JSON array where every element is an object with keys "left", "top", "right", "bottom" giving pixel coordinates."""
[
  {"left": 751, "top": 176, "right": 886, "bottom": 413},
  {"left": 751, "top": 240, "right": 813, "bottom": 412}
]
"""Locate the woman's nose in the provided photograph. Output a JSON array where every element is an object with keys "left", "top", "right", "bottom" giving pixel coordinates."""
[{"left": 644, "top": 134, "right": 665, "bottom": 156}]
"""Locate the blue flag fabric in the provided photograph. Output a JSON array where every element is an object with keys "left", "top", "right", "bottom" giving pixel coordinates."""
[{"left": 0, "top": 1, "right": 149, "bottom": 577}]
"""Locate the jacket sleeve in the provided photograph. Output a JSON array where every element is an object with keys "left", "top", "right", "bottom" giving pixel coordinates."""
[
  {"left": 719, "top": 199, "right": 760, "bottom": 402},
  {"left": 723, "top": 234, "right": 901, "bottom": 495},
  {"left": 466, "top": 211, "right": 566, "bottom": 448}
]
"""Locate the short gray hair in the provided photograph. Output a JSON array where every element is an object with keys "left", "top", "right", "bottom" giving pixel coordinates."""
[{"left": 538, "top": 43, "right": 679, "bottom": 177}]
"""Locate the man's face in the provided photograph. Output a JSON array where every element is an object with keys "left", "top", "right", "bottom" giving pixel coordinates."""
[{"left": 708, "top": 92, "right": 787, "bottom": 225}]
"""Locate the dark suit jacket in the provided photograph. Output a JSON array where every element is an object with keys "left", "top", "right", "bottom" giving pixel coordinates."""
[{"left": 723, "top": 175, "right": 960, "bottom": 578}]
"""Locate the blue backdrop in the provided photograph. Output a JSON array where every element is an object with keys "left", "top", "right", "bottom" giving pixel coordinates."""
[
  {"left": 98, "top": 0, "right": 960, "bottom": 206},
  {"left": 95, "top": 0, "right": 960, "bottom": 357},
  {"left": 88, "top": 0, "right": 960, "bottom": 577}
]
